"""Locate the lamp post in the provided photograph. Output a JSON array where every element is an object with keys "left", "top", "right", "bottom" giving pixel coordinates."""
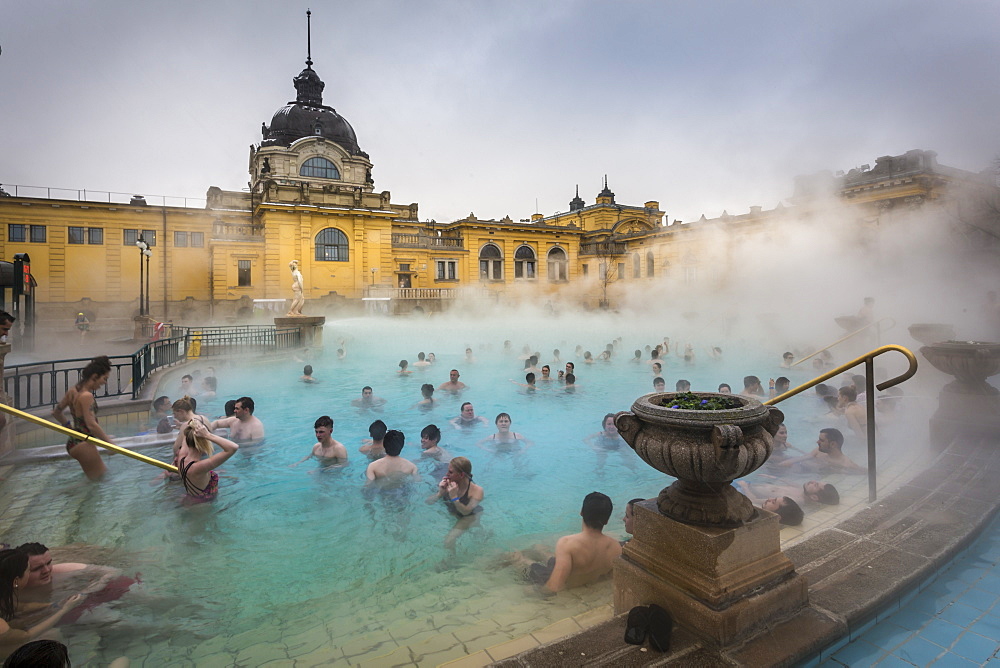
[{"left": 136, "top": 236, "right": 152, "bottom": 317}]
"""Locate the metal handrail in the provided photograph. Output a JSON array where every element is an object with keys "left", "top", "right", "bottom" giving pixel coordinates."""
[
  {"left": 0, "top": 402, "right": 176, "bottom": 472},
  {"left": 766, "top": 344, "right": 918, "bottom": 502},
  {"left": 792, "top": 317, "right": 896, "bottom": 367}
]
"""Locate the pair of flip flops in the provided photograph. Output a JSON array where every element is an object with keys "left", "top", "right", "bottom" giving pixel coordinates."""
[{"left": 624, "top": 603, "right": 672, "bottom": 651}]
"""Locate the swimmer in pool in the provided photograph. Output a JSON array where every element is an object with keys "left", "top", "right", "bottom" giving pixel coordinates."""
[
  {"left": 737, "top": 479, "right": 840, "bottom": 506},
  {"left": 209, "top": 396, "right": 264, "bottom": 442},
  {"left": 413, "top": 383, "right": 438, "bottom": 410},
  {"left": 478, "top": 413, "right": 531, "bottom": 451},
  {"left": 450, "top": 402, "right": 489, "bottom": 430},
  {"left": 413, "top": 352, "right": 430, "bottom": 367},
  {"left": 510, "top": 373, "right": 537, "bottom": 392},
  {"left": 586, "top": 414, "right": 627, "bottom": 451},
  {"left": 419, "top": 424, "right": 451, "bottom": 463},
  {"left": 398, "top": 360, "right": 412, "bottom": 375},
  {"left": 653, "top": 377, "right": 666, "bottom": 392},
  {"left": 425, "top": 457, "right": 484, "bottom": 550},
  {"left": 538, "top": 365, "right": 553, "bottom": 383},
  {"left": 351, "top": 386, "right": 387, "bottom": 411},
  {"left": 764, "top": 423, "right": 803, "bottom": 463},
  {"left": 438, "top": 369, "right": 468, "bottom": 394},
  {"left": 360, "top": 420, "right": 388, "bottom": 459},
  {"left": 293, "top": 416, "right": 347, "bottom": 470},
  {"left": 365, "top": 430, "right": 419, "bottom": 483},
  {"left": 300, "top": 365, "right": 318, "bottom": 383},
  {"left": 718, "top": 383, "right": 732, "bottom": 394}
]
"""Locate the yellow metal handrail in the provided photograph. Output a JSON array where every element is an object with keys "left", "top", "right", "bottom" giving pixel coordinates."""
[
  {"left": 766, "top": 344, "right": 917, "bottom": 502},
  {"left": 791, "top": 317, "right": 896, "bottom": 368},
  {"left": 0, "top": 403, "right": 177, "bottom": 473}
]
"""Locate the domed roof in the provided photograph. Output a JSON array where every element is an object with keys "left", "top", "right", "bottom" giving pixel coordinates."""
[{"left": 261, "top": 64, "right": 367, "bottom": 157}]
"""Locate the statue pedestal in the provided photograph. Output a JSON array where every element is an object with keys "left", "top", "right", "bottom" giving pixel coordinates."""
[
  {"left": 614, "top": 500, "right": 808, "bottom": 647},
  {"left": 274, "top": 316, "right": 325, "bottom": 348}
]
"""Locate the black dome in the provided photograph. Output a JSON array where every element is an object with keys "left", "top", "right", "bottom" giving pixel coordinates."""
[{"left": 260, "top": 65, "right": 367, "bottom": 157}]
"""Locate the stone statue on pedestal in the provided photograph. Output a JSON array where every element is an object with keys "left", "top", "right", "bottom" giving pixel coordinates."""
[{"left": 287, "top": 260, "right": 305, "bottom": 316}]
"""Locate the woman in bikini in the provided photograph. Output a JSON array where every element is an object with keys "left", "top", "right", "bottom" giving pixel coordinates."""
[
  {"left": 168, "top": 396, "right": 212, "bottom": 468},
  {"left": 425, "top": 457, "right": 484, "bottom": 550},
  {"left": 176, "top": 419, "right": 239, "bottom": 502},
  {"left": 0, "top": 548, "right": 82, "bottom": 657},
  {"left": 52, "top": 355, "right": 113, "bottom": 481}
]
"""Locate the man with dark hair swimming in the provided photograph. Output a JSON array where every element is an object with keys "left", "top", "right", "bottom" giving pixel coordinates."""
[{"left": 365, "top": 430, "right": 419, "bottom": 483}]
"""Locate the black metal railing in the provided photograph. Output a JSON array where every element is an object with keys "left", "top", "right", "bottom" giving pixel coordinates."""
[
  {"left": 0, "top": 183, "right": 206, "bottom": 208},
  {"left": 3, "top": 326, "right": 302, "bottom": 411}
]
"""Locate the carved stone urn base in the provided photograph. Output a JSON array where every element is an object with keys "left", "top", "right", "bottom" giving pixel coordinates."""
[
  {"left": 615, "top": 500, "right": 808, "bottom": 647},
  {"left": 658, "top": 480, "right": 755, "bottom": 527}
]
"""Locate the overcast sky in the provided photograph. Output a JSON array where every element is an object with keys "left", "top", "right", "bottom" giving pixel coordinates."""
[{"left": 3, "top": 1, "right": 999, "bottom": 223}]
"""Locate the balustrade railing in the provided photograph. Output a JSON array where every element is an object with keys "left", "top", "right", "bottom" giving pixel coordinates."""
[
  {"left": 3, "top": 326, "right": 302, "bottom": 411},
  {"left": 391, "top": 233, "right": 464, "bottom": 249},
  {"left": 580, "top": 241, "right": 628, "bottom": 256}
]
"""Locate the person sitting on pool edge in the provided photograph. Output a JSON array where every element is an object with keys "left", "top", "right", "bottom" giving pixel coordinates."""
[
  {"left": 515, "top": 492, "right": 622, "bottom": 595},
  {"left": 365, "top": 430, "right": 420, "bottom": 483}
]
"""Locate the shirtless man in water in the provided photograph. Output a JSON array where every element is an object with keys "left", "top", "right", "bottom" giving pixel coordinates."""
[
  {"left": 513, "top": 492, "right": 622, "bottom": 594},
  {"left": 293, "top": 416, "right": 347, "bottom": 469},
  {"left": 210, "top": 396, "right": 264, "bottom": 441},
  {"left": 365, "top": 430, "right": 420, "bottom": 482},
  {"left": 438, "top": 369, "right": 468, "bottom": 394}
]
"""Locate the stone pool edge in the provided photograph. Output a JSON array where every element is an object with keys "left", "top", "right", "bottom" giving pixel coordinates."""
[{"left": 474, "top": 434, "right": 1000, "bottom": 667}]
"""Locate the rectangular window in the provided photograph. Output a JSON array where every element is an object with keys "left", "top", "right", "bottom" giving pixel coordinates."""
[
  {"left": 191, "top": 232, "right": 204, "bottom": 247},
  {"left": 143, "top": 230, "right": 157, "bottom": 246},
  {"left": 69, "top": 227, "right": 85, "bottom": 244},
  {"left": 30, "top": 225, "right": 46, "bottom": 243},
  {"left": 617, "top": 263, "right": 625, "bottom": 280},
  {"left": 174, "top": 231, "right": 188, "bottom": 247},
  {"left": 123, "top": 229, "right": 138, "bottom": 246},
  {"left": 88, "top": 228, "right": 103, "bottom": 245},
  {"left": 582, "top": 264, "right": 589, "bottom": 277},
  {"left": 8, "top": 225, "right": 26, "bottom": 243},
  {"left": 238, "top": 260, "right": 251, "bottom": 287},
  {"left": 684, "top": 266, "right": 698, "bottom": 286},
  {"left": 435, "top": 260, "right": 457, "bottom": 281},
  {"left": 399, "top": 263, "right": 410, "bottom": 272}
]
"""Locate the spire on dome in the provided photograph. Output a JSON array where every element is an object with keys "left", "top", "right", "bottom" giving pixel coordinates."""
[
  {"left": 569, "top": 184, "right": 585, "bottom": 211},
  {"left": 596, "top": 175, "right": 615, "bottom": 203},
  {"left": 293, "top": 10, "right": 325, "bottom": 106}
]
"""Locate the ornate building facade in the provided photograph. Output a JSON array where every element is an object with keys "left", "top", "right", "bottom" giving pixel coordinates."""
[{"left": 0, "top": 48, "right": 991, "bottom": 323}]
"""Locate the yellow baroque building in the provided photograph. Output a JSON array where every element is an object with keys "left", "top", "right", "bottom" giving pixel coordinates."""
[{"left": 0, "top": 50, "right": 989, "bottom": 326}]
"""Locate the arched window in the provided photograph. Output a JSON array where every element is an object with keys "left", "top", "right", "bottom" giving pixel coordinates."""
[
  {"left": 315, "top": 228, "right": 349, "bottom": 262},
  {"left": 632, "top": 252, "right": 641, "bottom": 278},
  {"left": 646, "top": 251, "right": 655, "bottom": 277},
  {"left": 479, "top": 244, "right": 503, "bottom": 281},
  {"left": 300, "top": 157, "right": 340, "bottom": 180},
  {"left": 514, "top": 245, "right": 536, "bottom": 279},
  {"left": 547, "top": 247, "right": 568, "bottom": 282}
]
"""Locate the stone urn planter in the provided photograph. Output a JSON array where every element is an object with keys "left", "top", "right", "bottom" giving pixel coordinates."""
[
  {"left": 908, "top": 323, "right": 956, "bottom": 346},
  {"left": 920, "top": 341, "right": 1000, "bottom": 447},
  {"left": 615, "top": 393, "right": 784, "bottom": 527},
  {"left": 920, "top": 341, "right": 1000, "bottom": 395}
]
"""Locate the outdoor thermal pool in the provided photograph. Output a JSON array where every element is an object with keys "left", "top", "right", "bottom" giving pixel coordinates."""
[{"left": 0, "top": 314, "right": 935, "bottom": 666}]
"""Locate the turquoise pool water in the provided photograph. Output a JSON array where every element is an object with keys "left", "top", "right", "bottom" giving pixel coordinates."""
[{"left": 0, "top": 315, "right": 833, "bottom": 664}]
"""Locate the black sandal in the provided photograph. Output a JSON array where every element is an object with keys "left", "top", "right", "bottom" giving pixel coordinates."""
[
  {"left": 624, "top": 605, "right": 651, "bottom": 645},
  {"left": 646, "top": 604, "right": 673, "bottom": 652}
]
